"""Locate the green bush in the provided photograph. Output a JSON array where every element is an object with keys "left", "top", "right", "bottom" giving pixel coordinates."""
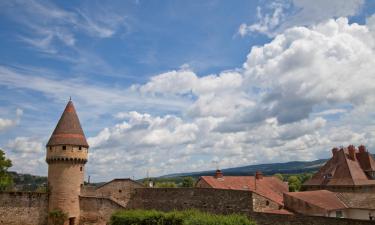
[{"left": 110, "top": 209, "right": 256, "bottom": 225}]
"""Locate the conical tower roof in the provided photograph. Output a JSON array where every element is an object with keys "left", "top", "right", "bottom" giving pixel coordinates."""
[{"left": 46, "top": 100, "right": 89, "bottom": 147}]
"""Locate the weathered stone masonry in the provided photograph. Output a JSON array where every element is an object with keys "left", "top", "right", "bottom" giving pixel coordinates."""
[{"left": 0, "top": 192, "right": 48, "bottom": 225}]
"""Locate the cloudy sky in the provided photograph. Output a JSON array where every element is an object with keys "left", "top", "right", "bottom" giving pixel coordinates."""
[{"left": 1, "top": 0, "right": 375, "bottom": 182}]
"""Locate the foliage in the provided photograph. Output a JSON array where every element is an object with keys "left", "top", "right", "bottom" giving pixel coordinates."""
[
  {"left": 0, "top": 149, "right": 13, "bottom": 191},
  {"left": 138, "top": 177, "right": 197, "bottom": 188},
  {"left": 181, "top": 177, "right": 194, "bottom": 187},
  {"left": 110, "top": 209, "right": 256, "bottom": 225},
  {"left": 272, "top": 172, "right": 313, "bottom": 192},
  {"left": 273, "top": 173, "right": 283, "bottom": 181},
  {"left": 288, "top": 176, "right": 301, "bottom": 192},
  {"left": 155, "top": 181, "right": 177, "bottom": 188},
  {"left": 49, "top": 209, "right": 68, "bottom": 225}
]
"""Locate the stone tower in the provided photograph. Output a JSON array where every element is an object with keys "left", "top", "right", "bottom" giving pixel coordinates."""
[{"left": 46, "top": 100, "right": 89, "bottom": 225}]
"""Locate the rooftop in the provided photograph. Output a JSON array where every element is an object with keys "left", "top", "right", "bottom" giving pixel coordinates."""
[
  {"left": 303, "top": 145, "right": 375, "bottom": 187},
  {"left": 285, "top": 190, "right": 347, "bottom": 211},
  {"left": 47, "top": 100, "right": 89, "bottom": 148},
  {"left": 198, "top": 171, "right": 288, "bottom": 205}
]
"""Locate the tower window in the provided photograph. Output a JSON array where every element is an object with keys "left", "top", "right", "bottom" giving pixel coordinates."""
[
  {"left": 49, "top": 146, "right": 52, "bottom": 150},
  {"left": 62, "top": 146, "right": 66, "bottom": 150},
  {"left": 79, "top": 146, "right": 82, "bottom": 150},
  {"left": 80, "top": 167, "right": 83, "bottom": 171}
]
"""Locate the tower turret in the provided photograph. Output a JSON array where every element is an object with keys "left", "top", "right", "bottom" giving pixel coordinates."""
[{"left": 46, "top": 100, "right": 88, "bottom": 225}]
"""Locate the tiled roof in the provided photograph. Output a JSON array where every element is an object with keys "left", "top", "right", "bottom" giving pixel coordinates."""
[
  {"left": 285, "top": 190, "right": 347, "bottom": 211},
  {"left": 47, "top": 100, "right": 89, "bottom": 147},
  {"left": 303, "top": 146, "right": 375, "bottom": 187},
  {"left": 198, "top": 175, "right": 288, "bottom": 205},
  {"left": 336, "top": 192, "right": 375, "bottom": 209},
  {"left": 263, "top": 209, "right": 294, "bottom": 215}
]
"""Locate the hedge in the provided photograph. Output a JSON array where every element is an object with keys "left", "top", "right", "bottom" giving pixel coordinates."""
[{"left": 110, "top": 209, "right": 256, "bottom": 225}]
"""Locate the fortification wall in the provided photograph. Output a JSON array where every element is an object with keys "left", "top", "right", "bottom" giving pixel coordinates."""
[
  {"left": 0, "top": 192, "right": 48, "bottom": 225},
  {"left": 250, "top": 212, "right": 375, "bottom": 225},
  {"left": 79, "top": 196, "right": 123, "bottom": 225},
  {"left": 127, "top": 188, "right": 253, "bottom": 214}
]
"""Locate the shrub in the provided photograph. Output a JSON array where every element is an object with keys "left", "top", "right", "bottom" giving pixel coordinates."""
[
  {"left": 49, "top": 209, "right": 68, "bottom": 225},
  {"left": 110, "top": 209, "right": 256, "bottom": 225}
]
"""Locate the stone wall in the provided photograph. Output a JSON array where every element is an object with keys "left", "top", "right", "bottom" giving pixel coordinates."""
[
  {"left": 127, "top": 188, "right": 253, "bottom": 214},
  {"left": 79, "top": 196, "right": 123, "bottom": 225},
  {"left": 95, "top": 179, "right": 144, "bottom": 206},
  {"left": 0, "top": 192, "right": 48, "bottom": 225},
  {"left": 252, "top": 193, "right": 280, "bottom": 212}
]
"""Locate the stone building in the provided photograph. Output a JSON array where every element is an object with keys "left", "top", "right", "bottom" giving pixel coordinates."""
[
  {"left": 303, "top": 145, "right": 375, "bottom": 192},
  {"left": 284, "top": 145, "right": 375, "bottom": 220},
  {"left": 196, "top": 170, "right": 288, "bottom": 212},
  {"left": 46, "top": 100, "right": 89, "bottom": 225}
]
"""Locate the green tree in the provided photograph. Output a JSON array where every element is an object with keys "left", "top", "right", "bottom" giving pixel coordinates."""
[
  {"left": 155, "top": 182, "right": 177, "bottom": 188},
  {"left": 288, "top": 175, "right": 301, "bottom": 192},
  {"left": 0, "top": 149, "right": 13, "bottom": 191},
  {"left": 273, "top": 173, "right": 284, "bottom": 181},
  {"left": 181, "top": 177, "right": 195, "bottom": 187}
]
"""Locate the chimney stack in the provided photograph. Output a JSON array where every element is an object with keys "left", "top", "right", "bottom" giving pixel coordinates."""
[
  {"left": 255, "top": 171, "right": 263, "bottom": 180},
  {"left": 359, "top": 145, "right": 367, "bottom": 153},
  {"left": 332, "top": 147, "right": 339, "bottom": 156},
  {"left": 214, "top": 169, "right": 223, "bottom": 179},
  {"left": 348, "top": 145, "right": 356, "bottom": 160}
]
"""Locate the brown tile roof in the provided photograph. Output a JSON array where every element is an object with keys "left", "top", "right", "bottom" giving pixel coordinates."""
[
  {"left": 285, "top": 190, "right": 347, "bottom": 211},
  {"left": 336, "top": 192, "right": 375, "bottom": 209},
  {"left": 263, "top": 209, "right": 294, "bottom": 215},
  {"left": 47, "top": 100, "right": 89, "bottom": 147},
  {"left": 303, "top": 146, "right": 375, "bottom": 187},
  {"left": 198, "top": 175, "right": 288, "bottom": 205}
]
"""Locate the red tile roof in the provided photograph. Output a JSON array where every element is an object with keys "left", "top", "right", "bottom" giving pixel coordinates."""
[
  {"left": 47, "top": 100, "right": 89, "bottom": 147},
  {"left": 285, "top": 190, "right": 347, "bottom": 211},
  {"left": 263, "top": 209, "right": 294, "bottom": 215},
  {"left": 198, "top": 175, "right": 288, "bottom": 205},
  {"left": 303, "top": 146, "right": 375, "bottom": 187}
]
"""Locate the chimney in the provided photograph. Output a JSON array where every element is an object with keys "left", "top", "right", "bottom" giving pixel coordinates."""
[
  {"left": 359, "top": 145, "right": 366, "bottom": 153},
  {"left": 255, "top": 171, "right": 263, "bottom": 180},
  {"left": 348, "top": 145, "right": 356, "bottom": 160},
  {"left": 214, "top": 169, "right": 223, "bottom": 179},
  {"left": 332, "top": 147, "right": 339, "bottom": 156}
]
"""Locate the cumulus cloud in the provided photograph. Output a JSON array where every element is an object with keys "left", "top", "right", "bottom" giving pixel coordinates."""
[{"left": 81, "top": 17, "right": 375, "bottom": 179}]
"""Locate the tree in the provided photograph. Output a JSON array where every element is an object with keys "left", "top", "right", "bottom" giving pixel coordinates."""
[
  {"left": 155, "top": 182, "right": 177, "bottom": 188},
  {"left": 273, "top": 173, "right": 284, "bottom": 181},
  {"left": 181, "top": 177, "right": 195, "bottom": 187},
  {"left": 0, "top": 149, "right": 13, "bottom": 191},
  {"left": 288, "top": 176, "right": 301, "bottom": 192}
]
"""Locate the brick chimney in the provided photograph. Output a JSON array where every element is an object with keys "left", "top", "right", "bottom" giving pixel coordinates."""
[
  {"left": 348, "top": 145, "right": 356, "bottom": 160},
  {"left": 255, "top": 171, "right": 263, "bottom": 180},
  {"left": 359, "top": 145, "right": 366, "bottom": 153},
  {"left": 332, "top": 147, "right": 339, "bottom": 156},
  {"left": 214, "top": 169, "right": 223, "bottom": 179}
]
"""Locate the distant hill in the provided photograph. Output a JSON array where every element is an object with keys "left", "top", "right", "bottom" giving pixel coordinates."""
[
  {"left": 161, "top": 159, "right": 328, "bottom": 178},
  {"left": 162, "top": 154, "right": 375, "bottom": 178}
]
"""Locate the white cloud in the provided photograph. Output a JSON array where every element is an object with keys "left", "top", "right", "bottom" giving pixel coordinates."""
[
  {"left": 6, "top": 137, "right": 43, "bottom": 153},
  {"left": 0, "top": 109, "right": 23, "bottom": 132}
]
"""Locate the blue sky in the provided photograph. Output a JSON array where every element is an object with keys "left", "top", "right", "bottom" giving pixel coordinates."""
[{"left": 1, "top": 0, "right": 375, "bottom": 182}]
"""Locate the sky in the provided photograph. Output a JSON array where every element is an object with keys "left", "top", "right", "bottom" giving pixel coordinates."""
[{"left": 1, "top": 0, "right": 375, "bottom": 182}]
